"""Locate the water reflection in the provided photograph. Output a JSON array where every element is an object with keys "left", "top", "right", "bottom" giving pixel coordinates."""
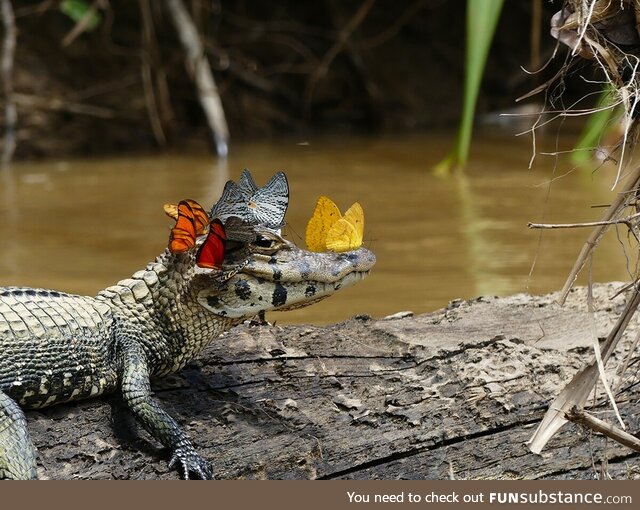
[{"left": 0, "top": 132, "right": 632, "bottom": 324}]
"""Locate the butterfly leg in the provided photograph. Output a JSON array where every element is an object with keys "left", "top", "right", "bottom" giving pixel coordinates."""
[
  {"left": 248, "top": 310, "right": 271, "bottom": 326},
  {"left": 217, "top": 259, "right": 250, "bottom": 282}
]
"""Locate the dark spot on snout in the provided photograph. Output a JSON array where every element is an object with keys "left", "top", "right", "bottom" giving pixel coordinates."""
[
  {"left": 235, "top": 280, "right": 252, "bottom": 300},
  {"left": 206, "top": 296, "right": 221, "bottom": 307},
  {"left": 329, "top": 252, "right": 360, "bottom": 277},
  {"left": 305, "top": 284, "right": 316, "bottom": 297},
  {"left": 268, "top": 257, "right": 282, "bottom": 281},
  {"left": 298, "top": 260, "right": 312, "bottom": 278},
  {"left": 272, "top": 283, "right": 287, "bottom": 307}
]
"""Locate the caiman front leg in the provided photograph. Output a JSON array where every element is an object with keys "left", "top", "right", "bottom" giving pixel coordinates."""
[
  {"left": 117, "top": 336, "right": 213, "bottom": 480},
  {"left": 0, "top": 389, "right": 38, "bottom": 479}
]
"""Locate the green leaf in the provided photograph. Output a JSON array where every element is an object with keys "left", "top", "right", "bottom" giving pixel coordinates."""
[
  {"left": 435, "top": 0, "right": 504, "bottom": 174},
  {"left": 60, "top": 0, "right": 101, "bottom": 32},
  {"left": 571, "top": 84, "right": 620, "bottom": 165}
]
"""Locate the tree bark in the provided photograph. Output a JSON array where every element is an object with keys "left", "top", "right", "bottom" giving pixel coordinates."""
[{"left": 27, "top": 283, "right": 640, "bottom": 479}]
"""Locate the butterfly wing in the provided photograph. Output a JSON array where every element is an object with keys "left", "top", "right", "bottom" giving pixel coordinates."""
[
  {"left": 211, "top": 172, "right": 289, "bottom": 229},
  {"left": 249, "top": 172, "right": 289, "bottom": 228},
  {"left": 168, "top": 200, "right": 210, "bottom": 254},
  {"left": 210, "top": 181, "right": 252, "bottom": 222},
  {"left": 196, "top": 219, "right": 227, "bottom": 269},
  {"left": 165, "top": 200, "right": 210, "bottom": 234},
  {"left": 342, "top": 202, "right": 364, "bottom": 243},
  {"left": 305, "top": 196, "right": 342, "bottom": 252},
  {"left": 325, "top": 202, "right": 364, "bottom": 252},
  {"left": 239, "top": 169, "right": 258, "bottom": 194},
  {"left": 163, "top": 202, "right": 179, "bottom": 220},
  {"left": 189, "top": 200, "right": 211, "bottom": 235},
  {"left": 224, "top": 216, "right": 257, "bottom": 242}
]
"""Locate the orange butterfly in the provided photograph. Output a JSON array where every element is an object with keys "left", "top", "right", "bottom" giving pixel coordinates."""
[
  {"left": 164, "top": 199, "right": 210, "bottom": 254},
  {"left": 196, "top": 219, "right": 227, "bottom": 269}
]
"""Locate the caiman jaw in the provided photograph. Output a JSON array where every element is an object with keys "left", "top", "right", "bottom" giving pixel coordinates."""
[{"left": 196, "top": 242, "right": 376, "bottom": 319}]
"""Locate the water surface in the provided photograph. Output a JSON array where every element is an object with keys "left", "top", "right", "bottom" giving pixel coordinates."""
[{"left": 0, "top": 132, "right": 632, "bottom": 324}]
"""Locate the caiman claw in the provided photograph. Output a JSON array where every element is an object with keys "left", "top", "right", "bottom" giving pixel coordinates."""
[{"left": 168, "top": 443, "right": 214, "bottom": 480}]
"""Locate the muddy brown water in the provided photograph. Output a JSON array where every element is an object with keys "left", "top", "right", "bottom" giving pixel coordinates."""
[{"left": 0, "top": 132, "right": 633, "bottom": 324}]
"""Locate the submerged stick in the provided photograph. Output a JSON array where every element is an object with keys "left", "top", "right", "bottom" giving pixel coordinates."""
[
  {"left": 1, "top": 0, "right": 16, "bottom": 166},
  {"left": 566, "top": 406, "right": 640, "bottom": 452},
  {"left": 165, "top": 0, "right": 229, "bottom": 157}
]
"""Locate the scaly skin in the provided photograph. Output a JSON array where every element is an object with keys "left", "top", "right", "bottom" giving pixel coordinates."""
[{"left": 0, "top": 227, "right": 375, "bottom": 479}]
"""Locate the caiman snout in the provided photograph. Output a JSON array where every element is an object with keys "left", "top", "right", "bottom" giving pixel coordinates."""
[
  {"left": 330, "top": 248, "right": 376, "bottom": 278},
  {"left": 197, "top": 245, "right": 376, "bottom": 318},
  {"left": 244, "top": 245, "right": 376, "bottom": 284}
]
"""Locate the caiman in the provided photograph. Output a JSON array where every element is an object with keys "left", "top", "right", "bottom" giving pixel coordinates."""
[{"left": 0, "top": 185, "right": 375, "bottom": 479}]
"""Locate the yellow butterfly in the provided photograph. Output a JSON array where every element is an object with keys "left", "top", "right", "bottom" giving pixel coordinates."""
[{"left": 305, "top": 196, "right": 364, "bottom": 252}]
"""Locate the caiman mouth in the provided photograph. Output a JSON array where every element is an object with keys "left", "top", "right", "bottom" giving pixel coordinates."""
[{"left": 273, "top": 268, "right": 371, "bottom": 311}]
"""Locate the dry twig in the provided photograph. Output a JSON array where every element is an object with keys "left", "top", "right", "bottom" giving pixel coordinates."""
[
  {"left": 303, "top": 0, "right": 375, "bottom": 119},
  {"left": 12, "top": 93, "right": 116, "bottom": 119},
  {"left": 566, "top": 406, "right": 640, "bottom": 452},
  {"left": 558, "top": 165, "right": 640, "bottom": 304},
  {"left": 529, "top": 212, "right": 640, "bottom": 230},
  {"left": 529, "top": 286, "right": 640, "bottom": 454},
  {"left": 61, "top": 0, "right": 105, "bottom": 48}
]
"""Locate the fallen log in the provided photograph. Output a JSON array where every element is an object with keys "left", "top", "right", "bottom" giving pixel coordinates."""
[{"left": 27, "top": 283, "right": 640, "bottom": 479}]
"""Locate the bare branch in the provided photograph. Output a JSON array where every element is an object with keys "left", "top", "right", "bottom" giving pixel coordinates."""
[
  {"left": 529, "top": 212, "right": 640, "bottom": 229},
  {"left": 303, "top": 0, "right": 375, "bottom": 118},
  {"left": 1, "top": 0, "right": 16, "bottom": 166},
  {"left": 558, "top": 164, "right": 640, "bottom": 304},
  {"left": 11, "top": 92, "right": 117, "bottom": 118},
  {"left": 529, "top": 286, "right": 640, "bottom": 454},
  {"left": 566, "top": 406, "right": 640, "bottom": 452},
  {"left": 139, "top": 0, "right": 167, "bottom": 146},
  {"left": 165, "top": 0, "right": 229, "bottom": 157},
  {"left": 61, "top": 0, "right": 105, "bottom": 48}
]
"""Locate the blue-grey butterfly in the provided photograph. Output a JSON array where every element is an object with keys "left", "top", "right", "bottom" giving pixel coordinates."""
[{"left": 211, "top": 169, "right": 289, "bottom": 230}]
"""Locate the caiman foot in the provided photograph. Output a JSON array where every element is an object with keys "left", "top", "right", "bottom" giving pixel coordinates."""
[
  {"left": 168, "top": 443, "right": 214, "bottom": 480},
  {"left": 248, "top": 310, "right": 272, "bottom": 326}
]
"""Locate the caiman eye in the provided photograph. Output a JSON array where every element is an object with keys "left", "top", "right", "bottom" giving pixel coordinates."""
[
  {"left": 254, "top": 236, "right": 276, "bottom": 249},
  {"left": 251, "top": 234, "right": 285, "bottom": 254}
]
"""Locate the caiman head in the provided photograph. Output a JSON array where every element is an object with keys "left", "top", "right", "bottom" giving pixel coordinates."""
[{"left": 190, "top": 226, "right": 376, "bottom": 319}]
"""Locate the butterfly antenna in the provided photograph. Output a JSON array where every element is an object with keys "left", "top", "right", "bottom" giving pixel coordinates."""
[{"left": 284, "top": 223, "right": 304, "bottom": 243}]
